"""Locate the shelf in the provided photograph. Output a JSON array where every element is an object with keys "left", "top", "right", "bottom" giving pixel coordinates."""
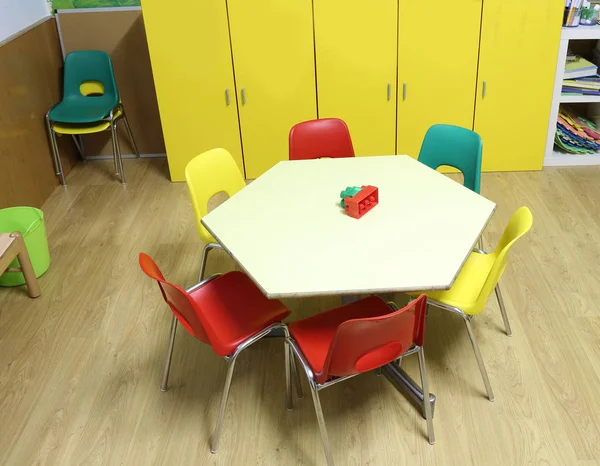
[
  {"left": 562, "top": 25, "right": 600, "bottom": 40},
  {"left": 544, "top": 149, "right": 600, "bottom": 166},
  {"left": 560, "top": 94, "right": 600, "bottom": 103}
]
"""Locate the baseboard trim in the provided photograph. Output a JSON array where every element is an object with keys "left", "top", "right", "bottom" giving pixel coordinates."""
[{"left": 82, "top": 153, "right": 166, "bottom": 160}]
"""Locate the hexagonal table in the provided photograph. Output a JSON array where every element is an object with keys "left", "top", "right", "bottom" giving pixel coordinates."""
[{"left": 202, "top": 155, "right": 496, "bottom": 416}]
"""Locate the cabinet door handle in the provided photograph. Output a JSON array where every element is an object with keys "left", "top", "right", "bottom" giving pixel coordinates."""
[
  {"left": 403, "top": 83, "right": 407, "bottom": 101},
  {"left": 482, "top": 81, "right": 487, "bottom": 98},
  {"left": 241, "top": 88, "right": 246, "bottom": 105},
  {"left": 387, "top": 83, "right": 392, "bottom": 101},
  {"left": 225, "top": 88, "right": 230, "bottom": 105}
]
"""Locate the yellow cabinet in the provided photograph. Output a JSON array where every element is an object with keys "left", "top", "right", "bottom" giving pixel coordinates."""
[
  {"left": 397, "top": 0, "right": 483, "bottom": 159},
  {"left": 141, "top": 0, "right": 243, "bottom": 181},
  {"left": 474, "top": 0, "right": 562, "bottom": 171},
  {"left": 314, "top": 0, "right": 397, "bottom": 156},
  {"left": 227, "top": 0, "right": 317, "bottom": 179}
]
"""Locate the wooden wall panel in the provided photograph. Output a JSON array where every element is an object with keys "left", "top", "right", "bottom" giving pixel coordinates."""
[
  {"left": 0, "top": 18, "right": 78, "bottom": 209},
  {"left": 56, "top": 9, "right": 165, "bottom": 157}
]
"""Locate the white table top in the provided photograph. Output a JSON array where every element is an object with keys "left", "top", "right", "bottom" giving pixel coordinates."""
[{"left": 202, "top": 155, "right": 496, "bottom": 298}]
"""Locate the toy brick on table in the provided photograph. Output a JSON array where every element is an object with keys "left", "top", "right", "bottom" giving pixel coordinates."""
[{"left": 343, "top": 185, "right": 379, "bottom": 219}]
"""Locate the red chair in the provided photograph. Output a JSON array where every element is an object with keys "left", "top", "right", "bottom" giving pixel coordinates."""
[
  {"left": 138, "top": 253, "right": 302, "bottom": 454},
  {"left": 289, "top": 118, "right": 355, "bottom": 161},
  {"left": 287, "top": 295, "right": 434, "bottom": 465}
]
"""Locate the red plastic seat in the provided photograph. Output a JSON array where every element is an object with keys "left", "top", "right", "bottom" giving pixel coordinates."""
[
  {"left": 289, "top": 118, "right": 355, "bottom": 161},
  {"left": 139, "top": 253, "right": 296, "bottom": 454},
  {"left": 288, "top": 295, "right": 434, "bottom": 465}
]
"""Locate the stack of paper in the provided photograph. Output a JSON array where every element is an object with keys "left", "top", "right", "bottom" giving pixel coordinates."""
[
  {"left": 564, "top": 56, "right": 598, "bottom": 80},
  {"left": 562, "top": 75, "right": 600, "bottom": 95},
  {"left": 555, "top": 105, "right": 600, "bottom": 154}
]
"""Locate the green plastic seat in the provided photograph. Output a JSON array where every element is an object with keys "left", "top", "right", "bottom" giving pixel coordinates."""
[
  {"left": 417, "top": 124, "right": 482, "bottom": 193},
  {"left": 48, "top": 50, "right": 120, "bottom": 124}
]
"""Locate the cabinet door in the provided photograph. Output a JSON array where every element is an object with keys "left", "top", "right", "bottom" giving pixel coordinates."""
[
  {"left": 314, "top": 0, "right": 397, "bottom": 156},
  {"left": 474, "top": 0, "right": 562, "bottom": 171},
  {"left": 397, "top": 0, "right": 482, "bottom": 159},
  {"left": 141, "top": 0, "right": 242, "bottom": 181},
  {"left": 227, "top": 0, "right": 317, "bottom": 179}
]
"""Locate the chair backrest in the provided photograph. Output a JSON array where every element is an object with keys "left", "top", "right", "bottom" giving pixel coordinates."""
[
  {"left": 474, "top": 207, "right": 533, "bottom": 313},
  {"left": 289, "top": 118, "right": 355, "bottom": 161},
  {"left": 318, "top": 295, "right": 427, "bottom": 383},
  {"left": 62, "top": 50, "right": 120, "bottom": 121},
  {"left": 185, "top": 149, "right": 246, "bottom": 244},
  {"left": 418, "top": 124, "right": 482, "bottom": 193},
  {"left": 139, "top": 253, "right": 214, "bottom": 345}
]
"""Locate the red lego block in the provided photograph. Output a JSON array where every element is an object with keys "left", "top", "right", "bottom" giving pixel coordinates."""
[{"left": 344, "top": 185, "right": 379, "bottom": 219}]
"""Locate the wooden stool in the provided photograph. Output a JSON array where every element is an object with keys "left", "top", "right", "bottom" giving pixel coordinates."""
[{"left": 0, "top": 232, "right": 41, "bottom": 298}]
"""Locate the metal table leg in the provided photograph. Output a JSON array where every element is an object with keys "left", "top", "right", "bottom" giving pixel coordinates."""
[{"left": 383, "top": 362, "right": 436, "bottom": 419}]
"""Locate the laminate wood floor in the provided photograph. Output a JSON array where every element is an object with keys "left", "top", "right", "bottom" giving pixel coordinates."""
[{"left": 1, "top": 159, "right": 599, "bottom": 465}]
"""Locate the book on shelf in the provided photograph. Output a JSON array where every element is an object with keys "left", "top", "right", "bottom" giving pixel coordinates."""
[
  {"left": 565, "top": 56, "right": 598, "bottom": 79},
  {"left": 563, "top": 81, "right": 600, "bottom": 90},
  {"left": 562, "top": 86, "right": 600, "bottom": 95}
]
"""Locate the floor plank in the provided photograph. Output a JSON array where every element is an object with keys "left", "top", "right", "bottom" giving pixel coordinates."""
[{"left": 1, "top": 159, "right": 598, "bottom": 465}]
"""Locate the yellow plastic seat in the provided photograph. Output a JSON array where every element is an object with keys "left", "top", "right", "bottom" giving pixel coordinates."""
[
  {"left": 185, "top": 148, "right": 246, "bottom": 279},
  {"left": 408, "top": 206, "right": 533, "bottom": 402},
  {"left": 424, "top": 251, "right": 496, "bottom": 315},
  {"left": 52, "top": 109, "right": 123, "bottom": 135}
]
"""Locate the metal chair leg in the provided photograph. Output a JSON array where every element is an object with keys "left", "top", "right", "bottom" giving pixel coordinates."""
[
  {"left": 417, "top": 348, "right": 435, "bottom": 445},
  {"left": 463, "top": 316, "right": 495, "bottom": 402},
  {"left": 122, "top": 113, "right": 140, "bottom": 158},
  {"left": 211, "top": 356, "right": 238, "bottom": 454},
  {"left": 283, "top": 326, "right": 303, "bottom": 401},
  {"left": 46, "top": 117, "right": 66, "bottom": 185},
  {"left": 160, "top": 315, "right": 178, "bottom": 392},
  {"left": 198, "top": 243, "right": 222, "bottom": 281},
  {"left": 396, "top": 356, "right": 403, "bottom": 367},
  {"left": 495, "top": 284, "right": 512, "bottom": 336},
  {"left": 110, "top": 122, "right": 121, "bottom": 178},
  {"left": 45, "top": 116, "right": 60, "bottom": 175},
  {"left": 290, "top": 347, "right": 304, "bottom": 399},
  {"left": 199, "top": 244, "right": 212, "bottom": 281},
  {"left": 310, "top": 385, "right": 335, "bottom": 466},
  {"left": 478, "top": 237, "right": 484, "bottom": 251},
  {"left": 112, "top": 122, "right": 126, "bottom": 184},
  {"left": 285, "top": 339, "right": 293, "bottom": 410},
  {"left": 71, "top": 134, "right": 85, "bottom": 159}
]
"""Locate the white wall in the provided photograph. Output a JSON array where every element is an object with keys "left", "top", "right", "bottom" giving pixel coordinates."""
[{"left": 0, "top": 0, "right": 51, "bottom": 43}]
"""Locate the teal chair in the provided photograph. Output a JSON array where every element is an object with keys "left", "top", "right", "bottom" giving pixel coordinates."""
[
  {"left": 417, "top": 124, "right": 482, "bottom": 193},
  {"left": 46, "top": 50, "right": 139, "bottom": 185},
  {"left": 417, "top": 124, "right": 512, "bottom": 337}
]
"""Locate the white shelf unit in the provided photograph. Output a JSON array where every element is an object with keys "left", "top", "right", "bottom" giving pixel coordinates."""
[{"left": 544, "top": 27, "right": 600, "bottom": 167}]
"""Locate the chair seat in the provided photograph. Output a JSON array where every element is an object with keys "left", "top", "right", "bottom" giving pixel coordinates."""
[
  {"left": 52, "top": 109, "right": 123, "bottom": 135},
  {"left": 413, "top": 250, "right": 495, "bottom": 315},
  {"left": 49, "top": 97, "right": 117, "bottom": 124},
  {"left": 289, "top": 296, "right": 392, "bottom": 382},
  {"left": 190, "top": 271, "right": 290, "bottom": 357}
]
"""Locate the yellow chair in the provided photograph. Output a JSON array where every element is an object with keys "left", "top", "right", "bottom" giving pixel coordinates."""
[
  {"left": 409, "top": 206, "right": 533, "bottom": 402},
  {"left": 185, "top": 149, "right": 246, "bottom": 280}
]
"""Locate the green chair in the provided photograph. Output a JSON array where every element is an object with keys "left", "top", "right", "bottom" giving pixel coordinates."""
[
  {"left": 417, "top": 124, "right": 482, "bottom": 193},
  {"left": 46, "top": 50, "right": 139, "bottom": 185}
]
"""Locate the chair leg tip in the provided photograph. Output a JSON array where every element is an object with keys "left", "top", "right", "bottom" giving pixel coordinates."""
[
  {"left": 297, "top": 394, "right": 304, "bottom": 400},
  {"left": 429, "top": 439, "right": 436, "bottom": 445},
  {"left": 160, "top": 387, "right": 167, "bottom": 392},
  {"left": 489, "top": 397, "right": 495, "bottom": 402},
  {"left": 210, "top": 449, "right": 217, "bottom": 455}
]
